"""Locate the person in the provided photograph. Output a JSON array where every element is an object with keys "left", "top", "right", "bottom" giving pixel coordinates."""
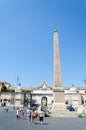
[
  {"left": 39, "top": 108, "right": 44, "bottom": 125},
  {"left": 6, "top": 107, "right": 9, "bottom": 112},
  {"left": 16, "top": 108, "right": 20, "bottom": 119},
  {"left": 4, "top": 107, "right": 9, "bottom": 112},
  {"left": 32, "top": 109, "right": 36, "bottom": 123},
  {"left": 20, "top": 108, "right": 25, "bottom": 119},
  {"left": 26, "top": 108, "right": 32, "bottom": 125},
  {"left": 13, "top": 106, "right": 15, "bottom": 110}
]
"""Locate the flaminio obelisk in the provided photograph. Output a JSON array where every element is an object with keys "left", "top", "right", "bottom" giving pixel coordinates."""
[{"left": 52, "top": 30, "right": 65, "bottom": 116}]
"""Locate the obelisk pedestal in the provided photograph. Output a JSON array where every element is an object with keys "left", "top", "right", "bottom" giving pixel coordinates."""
[
  {"left": 53, "top": 87, "right": 64, "bottom": 103},
  {"left": 52, "top": 87, "right": 66, "bottom": 115}
]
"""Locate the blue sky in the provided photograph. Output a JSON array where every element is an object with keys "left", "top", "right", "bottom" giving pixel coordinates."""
[{"left": 0, "top": 0, "right": 86, "bottom": 88}]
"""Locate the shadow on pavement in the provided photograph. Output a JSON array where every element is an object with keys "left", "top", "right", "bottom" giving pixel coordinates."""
[{"left": 34, "top": 122, "right": 49, "bottom": 125}]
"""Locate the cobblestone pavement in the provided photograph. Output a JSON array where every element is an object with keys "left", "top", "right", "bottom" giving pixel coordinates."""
[{"left": 0, "top": 107, "right": 86, "bottom": 130}]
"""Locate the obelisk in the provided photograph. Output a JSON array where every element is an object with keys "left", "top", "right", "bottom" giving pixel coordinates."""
[
  {"left": 53, "top": 30, "right": 65, "bottom": 112},
  {"left": 54, "top": 30, "right": 62, "bottom": 88},
  {"left": 53, "top": 30, "right": 64, "bottom": 103}
]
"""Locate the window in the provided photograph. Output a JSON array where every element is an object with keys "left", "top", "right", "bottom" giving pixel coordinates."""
[
  {"left": 4, "top": 99, "right": 7, "bottom": 101},
  {"left": 8, "top": 99, "right": 10, "bottom": 102}
]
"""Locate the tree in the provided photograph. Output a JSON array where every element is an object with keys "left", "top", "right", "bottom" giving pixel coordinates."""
[{"left": 1, "top": 83, "right": 7, "bottom": 92}]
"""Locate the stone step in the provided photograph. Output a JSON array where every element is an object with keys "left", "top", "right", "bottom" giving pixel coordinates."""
[
  {"left": 52, "top": 111, "right": 78, "bottom": 117},
  {"left": 52, "top": 103, "right": 78, "bottom": 117}
]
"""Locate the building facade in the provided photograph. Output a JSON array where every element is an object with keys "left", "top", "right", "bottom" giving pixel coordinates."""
[{"left": 0, "top": 81, "right": 86, "bottom": 109}]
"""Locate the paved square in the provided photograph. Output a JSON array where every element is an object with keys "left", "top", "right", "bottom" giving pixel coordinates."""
[{"left": 0, "top": 107, "right": 86, "bottom": 130}]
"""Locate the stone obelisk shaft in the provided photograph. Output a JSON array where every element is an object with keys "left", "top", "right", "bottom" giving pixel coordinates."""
[
  {"left": 52, "top": 30, "right": 66, "bottom": 117},
  {"left": 54, "top": 30, "right": 62, "bottom": 88}
]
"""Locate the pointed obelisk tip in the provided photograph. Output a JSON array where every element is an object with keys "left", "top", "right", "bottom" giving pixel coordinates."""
[{"left": 54, "top": 29, "right": 57, "bottom": 33}]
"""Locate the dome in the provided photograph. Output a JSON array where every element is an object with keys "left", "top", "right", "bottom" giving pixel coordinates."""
[{"left": 69, "top": 87, "right": 77, "bottom": 93}]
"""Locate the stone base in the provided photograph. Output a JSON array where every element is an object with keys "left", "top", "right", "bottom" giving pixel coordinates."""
[
  {"left": 52, "top": 103, "right": 78, "bottom": 117},
  {"left": 52, "top": 88, "right": 78, "bottom": 117},
  {"left": 52, "top": 102, "right": 66, "bottom": 116},
  {"left": 52, "top": 102, "right": 66, "bottom": 110},
  {"left": 15, "top": 92, "right": 22, "bottom": 107},
  {"left": 52, "top": 111, "right": 78, "bottom": 117},
  {"left": 53, "top": 87, "right": 64, "bottom": 102}
]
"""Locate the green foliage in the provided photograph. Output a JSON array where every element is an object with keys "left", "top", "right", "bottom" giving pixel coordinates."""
[
  {"left": 22, "top": 89, "right": 31, "bottom": 92},
  {"left": 1, "top": 83, "right": 7, "bottom": 92},
  {"left": 1, "top": 82, "right": 15, "bottom": 92},
  {"left": 1, "top": 88, "right": 15, "bottom": 92}
]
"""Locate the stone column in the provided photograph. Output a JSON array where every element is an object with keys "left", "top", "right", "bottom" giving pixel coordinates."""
[
  {"left": 53, "top": 30, "right": 64, "bottom": 103},
  {"left": 54, "top": 30, "right": 62, "bottom": 88}
]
